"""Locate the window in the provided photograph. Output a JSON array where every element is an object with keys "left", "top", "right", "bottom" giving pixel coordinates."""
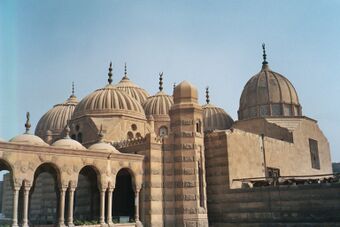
[
  {"left": 309, "top": 139, "right": 320, "bottom": 169},
  {"left": 271, "top": 104, "right": 282, "bottom": 116},
  {"left": 267, "top": 167, "right": 280, "bottom": 178},
  {"left": 127, "top": 131, "right": 134, "bottom": 140},
  {"left": 196, "top": 120, "right": 202, "bottom": 133},
  {"left": 260, "top": 105, "right": 269, "bottom": 117},
  {"left": 198, "top": 161, "right": 204, "bottom": 208},
  {"left": 135, "top": 132, "right": 142, "bottom": 138},
  {"left": 77, "top": 133, "right": 83, "bottom": 143},
  {"left": 159, "top": 126, "right": 168, "bottom": 137},
  {"left": 131, "top": 124, "right": 137, "bottom": 131}
]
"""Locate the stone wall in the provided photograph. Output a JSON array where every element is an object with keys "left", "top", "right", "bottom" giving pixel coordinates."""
[{"left": 208, "top": 183, "right": 340, "bottom": 226}]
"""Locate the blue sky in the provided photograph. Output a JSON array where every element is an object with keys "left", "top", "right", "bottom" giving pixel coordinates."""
[{"left": 1, "top": 0, "right": 340, "bottom": 161}]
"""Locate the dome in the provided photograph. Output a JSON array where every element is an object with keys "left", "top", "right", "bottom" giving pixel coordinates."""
[
  {"left": 173, "top": 80, "right": 198, "bottom": 104},
  {"left": 73, "top": 84, "right": 146, "bottom": 120},
  {"left": 35, "top": 93, "right": 78, "bottom": 138},
  {"left": 10, "top": 134, "right": 48, "bottom": 146},
  {"left": 143, "top": 73, "right": 174, "bottom": 116},
  {"left": 202, "top": 88, "right": 234, "bottom": 132},
  {"left": 51, "top": 126, "right": 85, "bottom": 150},
  {"left": 10, "top": 112, "right": 48, "bottom": 146},
  {"left": 114, "top": 64, "right": 149, "bottom": 104},
  {"left": 238, "top": 46, "right": 302, "bottom": 120},
  {"left": 89, "top": 142, "right": 120, "bottom": 153}
]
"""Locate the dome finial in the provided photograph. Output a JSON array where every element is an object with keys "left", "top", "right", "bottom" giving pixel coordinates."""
[
  {"left": 98, "top": 124, "right": 104, "bottom": 142},
  {"left": 108, "top": 62, "right": 113, "bottom": 84},
  {"left": 24, "top": 112, "right": 31, "bottom": 134},
  {"left": 64, "top": 125, "right": 71, "bottom": 139},
  {"left": 70, "top": 81, "right": 75, "bottom": 97},
  {"left": 173, "top": 82, "right": 176, "bottom": 91},
  {"left": 206, "top": 86, "right": 210, "bottom": 104},
  {"left": 123, "top": 62, "right": 129, "bottom": 79},
  {"left": 159, "top": 72, "right": 163, "bottom": 91},
  {"left": 262, "top": 43, "right": 268, "bottom": 65}
]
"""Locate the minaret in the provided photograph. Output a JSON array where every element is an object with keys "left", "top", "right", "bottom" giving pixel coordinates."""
[{"left": 169, "top": 81, "right": 208, "bottom": 226}]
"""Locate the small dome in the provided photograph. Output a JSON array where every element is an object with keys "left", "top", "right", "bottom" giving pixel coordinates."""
[
  {"left": 202, "top": 88, "right": 234, "bottom": 132},
  {"left": 73, "top": 85, "right": 146, "bottom": 120},
  {"left": 10, "top": 134, "right": 49, "bottom": 146},
  {"left": 52, "top": 138, "right": 86, "bottom": 150},
  {"left": 143, "top": 91, "right": 173, "bottom": 116},
  {"left": 173, "top": 81, "right": 198, "bottom": 104},
  {"left": 114, "top": 64, "right": 149, "bottom": 104},
  {"left": 10, "top": 112, "right": 48, "bottom": 146},
  {"left": 89, "top": 142, "right": 120, "bottom": 153},
  {"left": 239, "top": 46, "right": 302, "bottom": 120},
  {"left": 35, "top": 94, "right": 78, "bottom": 138}
]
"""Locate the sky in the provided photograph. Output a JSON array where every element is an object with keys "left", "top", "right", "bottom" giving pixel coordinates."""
[{"left": 0, "top": 0, "right": 340, "bottom": 162}]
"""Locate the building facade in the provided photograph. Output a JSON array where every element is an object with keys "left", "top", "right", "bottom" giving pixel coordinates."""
[{"left": 0, "top": 47, "right": 337, "bottom": 227}]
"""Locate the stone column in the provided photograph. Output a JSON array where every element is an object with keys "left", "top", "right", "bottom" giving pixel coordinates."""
[
  {"left": 67, "top": 187, "right": 75, "bottom": 227},
  {"left": 58, "top": 187, "right": 67, "bottom": 227},
  {"left": 12, "top": 187, "right": 20, "bottom": 227},
  {"left": 106, "top": 188, "right": 114, "bottom": 226},
  {"left": 135, "top": 188, "right": 142, "bottom": 227},
  {"left": 99, "top": 188, "right": 106, "bottom": 226},
  {"left": 22, "top": 185, "right": 31, "bottom": 227}
]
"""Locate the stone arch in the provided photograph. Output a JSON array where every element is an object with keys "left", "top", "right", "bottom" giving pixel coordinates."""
[
  {"left": 0, "top": 158, "right": 15, "bottom": 218},
  {"left": 112, "top": 167, "right": 136, "bottom": 222},
  {"left": 29, "top": 162, "right": 61, "bottom": 225},
  {"left": 74, "top": 165, "right": 101, "bottom": 223}
]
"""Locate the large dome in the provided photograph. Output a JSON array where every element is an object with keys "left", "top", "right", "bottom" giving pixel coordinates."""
[
  {"left": 238, "top": 46, "right": 302, "bottom": 120},
  {"left": 73, "top": 84, "right": 146, "bottom": 120},
  {"left": 202, "top": 88, "right": 233, "bottom": 132},
  {"left": 35, "top": 93, "right": 78, "bottom": 139},
  {"left": 114, "top": 64, "right": 149, "bottom": 104}
]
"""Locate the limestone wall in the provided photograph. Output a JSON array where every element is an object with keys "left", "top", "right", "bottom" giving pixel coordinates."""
[{"left": 208, "top": 183, "right": 340, "bottom": 226}]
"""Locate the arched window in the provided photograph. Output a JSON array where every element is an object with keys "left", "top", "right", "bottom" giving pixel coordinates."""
[
  {"left": 135, "top": 132, "right": 142, "bottom": 138},
  {"left": 196, "top": 120, "right": 202, "bottom": 133},
  {"left": 127, "top": 131, "right": 134, "bottom": 140},
  {"left": 159, "top": 126, "right": 168, "bottom": 137}
]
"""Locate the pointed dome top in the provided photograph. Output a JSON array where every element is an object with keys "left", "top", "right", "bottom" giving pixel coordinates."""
[
  {"left": 238, "top": 45, "right": 302, "bottom": 120},
  {"left": 114, "top": 63, "right": 150, "bottom": 104}
]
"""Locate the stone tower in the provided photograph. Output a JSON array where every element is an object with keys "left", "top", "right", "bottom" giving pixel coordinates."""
[{"left": 169, "top": 81, "right": 208, "bottom": 227}]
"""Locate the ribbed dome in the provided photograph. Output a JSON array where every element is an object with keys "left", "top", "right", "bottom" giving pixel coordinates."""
[
  {"left": 10, "top": 134, "right": 48, "bottom": 146},
  {"left": 203, "top": 104, "right": 234, "bottom": 132},
  {"left": 143, "top": 91, "right": 174, "bottom": 116},
  {"left": 52, "top": 137, "right": 86, "bottom": 150},
  {"left": 35, "top": 95, "right": 78, "bottom": 138},
  {"left": 239, "top": 63, "right": 302, "bottom": 120},
  {"left": 174, "top": 81, "right": 198, "bottom": 104},
  {"left": 73, "top": 84, "right": 146, "bottom": 120},
  {"left": 114, "top": 67, "right": 149, "bottom": 104}
]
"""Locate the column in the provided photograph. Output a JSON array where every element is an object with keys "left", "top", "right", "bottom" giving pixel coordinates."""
[
  {"left": 22, "top": 185, "right": 30, "bottom": 227},
  {"left": 67, "top": 187, "right": 75, "bottom": 227},
  {"left": 58, "top": 187, "right": 66, "bottom": 227},
  {"left": 12, "top": 187, "right": 20, "bottom": 227},
  {"left": 99, "top": 188, "right": 106, "bottom": 225},
  {"left": 135, "top": 189, "right": 142, "bottom": 227},
  {"left": 106, "top": 188, "right": 114, "bottom": 226}
]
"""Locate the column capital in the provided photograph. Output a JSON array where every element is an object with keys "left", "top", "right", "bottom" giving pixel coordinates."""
[
  {"left": 108, "top": 187, "right": 115, "bottom": 192},
  {"left": 59, "top": 187, "right": 67, "bottom": 192}
]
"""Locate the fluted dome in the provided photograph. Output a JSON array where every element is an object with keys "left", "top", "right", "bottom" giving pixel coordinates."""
[
  {"left": 10, "top": 134, "right": 48, "bottom": 146},
  {"left": 89, "top": 142, "right": 120, "bottom": 153},
  {"left": 73, "top": 84, "right": 146, "bottom": 120},
  {"left": 143, "top": 91, "right": 174, "bottom": 116},
  {"left": 202, "top": 88, "right": 234, "bottom": 132},
  {"left": 52, "top": 137, "right": 86, "bottom": 150},
  {"left": 114, "top": 66, "right": 149, "bottom": 104},
  {"left": 35, "top": 94, "right": 78, "bottom": 138},
  {"left": 174, "top": 81, "right": 198, "bottom": 104},
  {"left": 239, "top": 62, "right": 302, "bottom": 120}
]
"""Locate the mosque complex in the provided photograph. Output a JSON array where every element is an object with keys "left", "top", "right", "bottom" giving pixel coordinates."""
[{"left": 0, "top": 45, "right": 339, "bottom": 227}]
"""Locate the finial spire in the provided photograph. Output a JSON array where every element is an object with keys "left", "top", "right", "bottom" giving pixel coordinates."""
[
  {"left": 173, "top": 82, "right": 176, "bottom": 91},
  {"left": 262, "top": 43, "right": 268, "bottom": 65},
  {"left": 108, "top": 62, "right": 113, "bottom": 84},
  {"left": 64, "top": 125, "right": 71, "bottom": 138},
  {"left": 98, "top": 124, "right": 104, "bottom": 142},
  {"left": 159, "top": 72, "right": 163, "bottom": 91},
  {"left": 24, "top": 112, "right": 31, "bottom": 134},
  {"left": 206, "top": 86, "right": 210, "bottom": 104},
  {"left": 71, "top": 81, "right": 75, "bottom": 97},
  {"left": 123, "top": 62, "right": 129, "bottom": 79}
]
